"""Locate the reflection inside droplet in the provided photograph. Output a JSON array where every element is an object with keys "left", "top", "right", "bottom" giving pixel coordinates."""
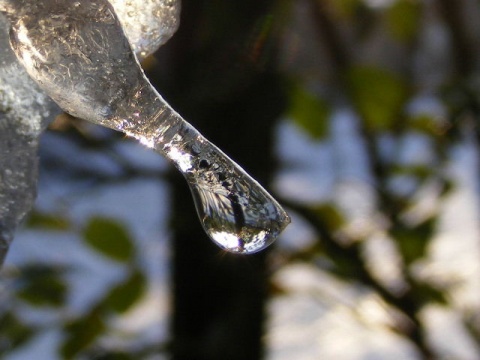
[
  {"left": 210, "top": 231, "right": 244, "bottom": 252},
  {"left": 182, "top": 136, "right": 290, "bottom": 254}
]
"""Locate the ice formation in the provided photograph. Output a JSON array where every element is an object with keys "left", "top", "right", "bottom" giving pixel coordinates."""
[
  {"left": 0, "top": 13, "right": 60, "bottom": 264},
  {"left": 109, "top": 0, "right": 180, "bottom": 59},
  {"left": 0, "top": 0, "right": 289, "bottom": 256},
  {"left": 0, "top": 0, "right": 180, "bottom": 264}
]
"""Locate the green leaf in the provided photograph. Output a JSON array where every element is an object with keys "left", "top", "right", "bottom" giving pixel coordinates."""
[
  {"left": 327, "top": 0, "right": 362, "bottom": 18},
  {"left": 16, "top": 264, "right": 67, "bottom": 307},
  {"left": 326, "top": 243, "right": 364, "bottom": 280},
  {"left": 26, "top": 211, "right": 71, "bottom": 230},
  {"left": 392, "top": 218, "right": 435, "bottom": 264},
  {"left": 329, "top": 256, "right": 361, "bottom": 280},
  {"left": 408, "top": 114, "right": 450, "bottom": 137},
  {"left": 313, "top": 204, "right": 345, "bottom": 231},
  {"left": 0, "top": 313, "right": 35, "bottom": 352},
  {"left": 288, "top": 85, "right": 331, "bottom": 139},
  {"left": 391, "top": 164, "right": 433, "bottom": 182},
  {"left": 386, "top": 0, "right": 421, "bottom": 42},
  {"left": 347, "top": 66, "right": 409, "bottom": 131},
  {"left": 412, "top": 282, "right": 448, "bottom": 306},
  {"left": 105, "top": 270, "right": 146, "bottom": 314},
  {"left": 61, "top": 306, "right": 106, "bottom": 359},
  {"left": 83, "top": 217, "right": 134, "bottom": 262}
]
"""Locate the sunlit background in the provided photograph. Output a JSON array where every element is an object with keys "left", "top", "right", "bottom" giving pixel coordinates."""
[{"left": 2, "top": 0, "right": 480, "bottom": 359}]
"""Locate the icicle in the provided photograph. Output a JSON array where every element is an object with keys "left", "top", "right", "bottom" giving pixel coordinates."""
[{"left": 2, "top": 0, "right": 290, "bottom": 253}]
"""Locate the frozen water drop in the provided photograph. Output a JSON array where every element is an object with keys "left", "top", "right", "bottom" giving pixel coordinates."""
[
  {"left": 195, "top": 184, "right": 290, "bottom": 254},
  {"left": 3, "top": 0, "right": 290, "bottom": 253},
  {"left": 174, "top": 131, "right": 290, "bottom": 254}
]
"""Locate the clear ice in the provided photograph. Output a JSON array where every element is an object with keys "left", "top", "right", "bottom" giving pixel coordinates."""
[
  {"left": 109, "top": 0, "right": 180, "bottom": 59},
  {"left": 1, "top": 0, "right": 290, "bottom": 254},
  {"left": 0, "top": 13, "right": 60, "bottom": 264},
  {"left": 0, "top": 0, "right": 175, "bottom": 265}
]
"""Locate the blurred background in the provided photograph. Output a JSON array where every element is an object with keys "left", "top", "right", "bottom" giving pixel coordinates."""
[{"left": 2, "top": 0, "right": 480, "bottom": 359}]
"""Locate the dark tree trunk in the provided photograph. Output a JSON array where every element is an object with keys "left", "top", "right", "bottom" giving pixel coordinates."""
[{"left": 150, "top": 0, "right": 286, "bottom": 359}]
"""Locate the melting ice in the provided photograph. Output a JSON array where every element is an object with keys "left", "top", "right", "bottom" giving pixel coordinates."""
[{"left": 0, "top": 0, "right": 290, "bottom": 254}]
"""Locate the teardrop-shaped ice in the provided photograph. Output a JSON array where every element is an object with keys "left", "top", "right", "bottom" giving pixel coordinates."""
[
  {"left": 150, "top": 115, "right": 290, "bottom": 253},
  {"left": 188, "top": 147, "right": 291, "bottom": 253},
  {"left": 2, "top": 0, "right": 290, "bottom": 253}
]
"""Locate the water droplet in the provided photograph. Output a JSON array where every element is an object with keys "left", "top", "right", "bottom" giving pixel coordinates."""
[
  {"left": 194, "top": 187, "right": 289, "bottom": 254},
  {"left": 181, "top": 140, "right": 290, "bottom": 254},
  {"left": 5, "top": 0, "right": 290, "bottom": 253}
]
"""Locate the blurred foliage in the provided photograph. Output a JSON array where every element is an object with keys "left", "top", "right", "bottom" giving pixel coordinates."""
[
  {"left": 2, "top": 0, "right": 480, "bottom": 359},
  {"left": 312, "top": 204, "right": 344, "bottom": 231},
  {"left": 83, "top": 217, "right": 135, "bottom": 263},
  {"left": 61, "top": 305, "right": 107, "bottom": 359},
  {"left": 15, "top": 264, "right": 68, "bottom": 307},
  {"left": 391, "top": 219, "right": 435, "bottom": 265},
  {"left": 386, "top": 0, "right": 421, "bottom": 42},
  {"left": 410, "top": 281, "right": 448, "bottom": 307},
  {"left": 26, "top": 211, "right": 71, "bottom": 231},
  {"left": 347, "top": 65, "right": 409, "bottom": 132},
  {"left": 0, "top": 214, "right": 149, "bottom": 358},
  {"left": 288, "top": 83, "right": 331, "bottom": 139},
  {"left": 59, "top": 266, "right": 148, "bottom": 358},
  {"left": 408, "top": 114, "right": 450, "bottom": 137},
  {"left": 274, "top": 0, "right": 480, "bottom": 357},
  {"left": 105, "top": 270, "right": 146, "bottom": 314},
  {"left": 0, "top": 313, "right": 36, "bottom": 353},
  {"left": 327, "top": 0, "right": 362, "bottom": 18}
]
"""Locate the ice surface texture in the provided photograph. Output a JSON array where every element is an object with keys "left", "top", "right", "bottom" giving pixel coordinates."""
[
  {"left": 2, "top": 0, "right": 290, "bottom": 254},
  {"left": 109, "top": 0, "right": 180, "bottom": 59},
  {"left": 0, "top": 13, "right": 60, "bottom": 265},
  {"left": 0, "top": 0, "right": 176, "bottom": 265}
]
